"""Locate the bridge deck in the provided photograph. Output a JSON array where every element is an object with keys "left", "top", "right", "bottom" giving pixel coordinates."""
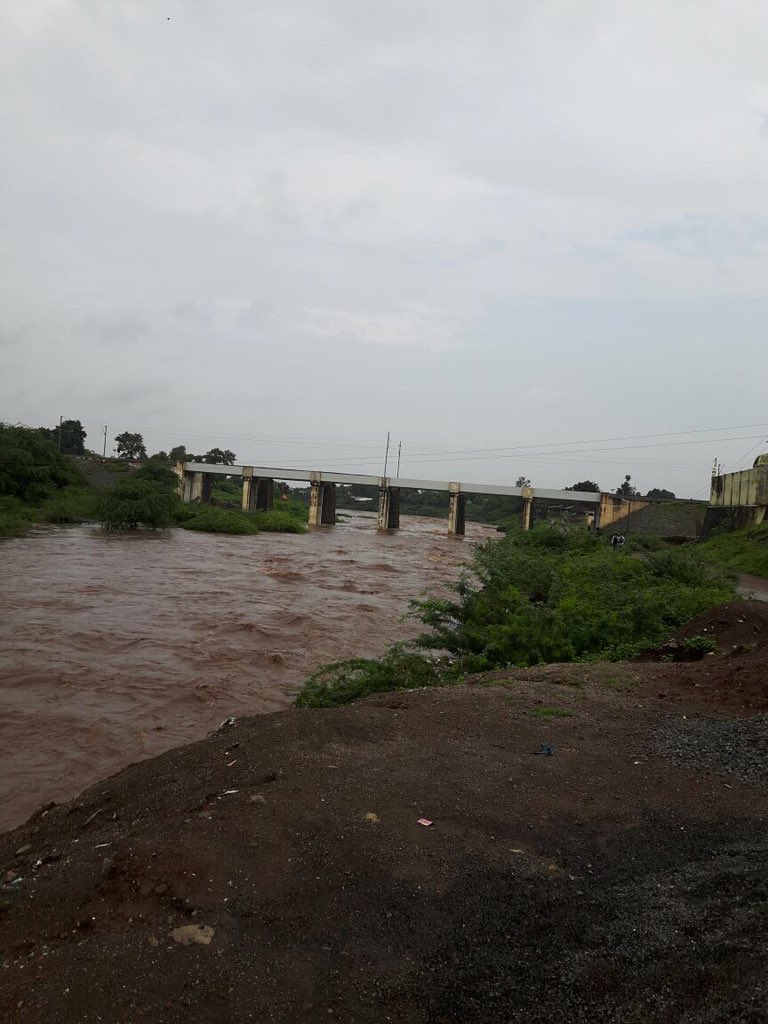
[{"left": 182, "top": 463, "right": 600, "bottom": 504}]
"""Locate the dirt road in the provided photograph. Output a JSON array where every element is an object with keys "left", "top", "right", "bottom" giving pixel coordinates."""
[{"left": 739, "top": 573, "right": 768, "bottom": 602}]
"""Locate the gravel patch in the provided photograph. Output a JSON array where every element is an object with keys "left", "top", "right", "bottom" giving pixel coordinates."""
[{"left": 655, "top": 713, "right": 768, "bottom": 784}]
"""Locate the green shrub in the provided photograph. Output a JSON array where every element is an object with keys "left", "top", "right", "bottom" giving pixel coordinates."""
[
  {"left": 295, "top": 646, "right": 447, "bottom": 708},
  {"left": 253, "top": 510, "right": 307, "bottom": 534},
  {"left": 681, "top": 634, "right": 718, "bottom": 657},
  {"left": 295, "top": 525, "right": 737, "bottom": 707},
  {"left": 179, "top": 507, "right": 260, "bottom": 535},
  {"left": 0, "top": 423, "right": 85, "bottom": 502},
  {"left": 95, "top": 477, "right": 179, "bottom": 530}
]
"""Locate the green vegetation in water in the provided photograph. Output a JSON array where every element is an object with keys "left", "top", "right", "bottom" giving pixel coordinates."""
[
  {"left": 95, "top": 464, "right": 180, "bottom": 530},
  {"left": 698, "top": 522, "right": 768, "bottom": 578},
  {"left": 93, "top": 455, "right": 307, "bottom": 534},
  {"left": 296, "top": 525, "right": 737, "bottom": 707},
  {"left": 178, "top": 507, "right": 261, "bottom": 535}
]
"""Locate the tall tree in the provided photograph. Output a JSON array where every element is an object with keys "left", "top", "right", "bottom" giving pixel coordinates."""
[
  {"left": 515, "top": 475, "right": 531, "bottom": 488},
  {"left": 646, "top": 487, "right": 676, "bottom": 499},
  {"left": 616, "top": 474, "right": 639, "bottom": 497},
  {"left": 565, "top": 480, "right": 600, "bottom": 492},
  {"left": 202, "top": 448, "right": 237, "bottom": 465},
  {"left": 168, "top": 445, "right": 188, "bottom": 463},
  {"left": 53, "top": 419, "right": 87, "bottom": 456},
  {"left": 115, "top": 431, "right": 147, "bottom": 461}
]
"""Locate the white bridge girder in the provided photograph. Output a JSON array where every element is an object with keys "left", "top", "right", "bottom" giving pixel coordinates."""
[{"left": 180, "top": 463, "right": 600, "bottom": 505}]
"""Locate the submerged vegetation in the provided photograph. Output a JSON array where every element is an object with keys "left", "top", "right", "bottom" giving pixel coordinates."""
[
  {"left": 296, "top": 526, "right": 736, "bottom": 707},
  {"left": 98, "top": 462, "right": 307, "bottom": 534}
]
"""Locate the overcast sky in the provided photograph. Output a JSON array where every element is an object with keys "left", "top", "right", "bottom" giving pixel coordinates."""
[{"left": 2, "top": 1, "right": 767, "bottom": 496}]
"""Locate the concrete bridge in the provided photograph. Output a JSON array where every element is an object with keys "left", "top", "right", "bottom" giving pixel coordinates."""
[{"left": 176, "top": 462, "right": 603, "bottom": 535}]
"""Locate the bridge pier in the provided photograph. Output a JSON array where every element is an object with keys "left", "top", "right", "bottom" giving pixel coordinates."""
[
  {"left": 521, "top": 486, "right": 534, "bottom": 530},
  {"left": 188, "top": 471, "right": 213, "bottom": 503},
  {"left": 177, "top": 464, "right": 213, "bottom": 504},
  {"left": 448, "top": 486, "right": 466, "bottom": 536},
  {"left": 242, "top": 469, "right": 274, "bottom": 512},
  {"left": 308, "top": 480, "right": 336, "bottom": 526},
  {"left": 377, "top": 485, "right": 400, "bottom": 531}
]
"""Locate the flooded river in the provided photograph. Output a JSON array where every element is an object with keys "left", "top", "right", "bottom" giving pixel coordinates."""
[{"left": 0, "top": 513, "right": 495, "bottom": 832}]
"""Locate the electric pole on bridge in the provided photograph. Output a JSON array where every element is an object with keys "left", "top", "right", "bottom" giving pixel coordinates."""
[{"left": 383, "top": 431, "right": 391, "bottom": 477}]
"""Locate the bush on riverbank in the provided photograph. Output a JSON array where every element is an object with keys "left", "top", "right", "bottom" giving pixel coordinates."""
[
  {"left": 0, "top": 423, "right": 84, "bottom": 502},
  {"left": 296, "top": 646, "right": 447, "bottom": 708},
  {"left": 295, "top": 526, "right": 737, "bottom": 707}
]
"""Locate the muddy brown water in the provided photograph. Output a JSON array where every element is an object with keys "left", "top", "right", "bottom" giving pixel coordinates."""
[{"left": 0, "top": 513, "right": 496, "bottom": 833}]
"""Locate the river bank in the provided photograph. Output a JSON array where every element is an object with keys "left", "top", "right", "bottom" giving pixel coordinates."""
[{"left": 2, "top": 628, "right": 767, "bottom": 1022}]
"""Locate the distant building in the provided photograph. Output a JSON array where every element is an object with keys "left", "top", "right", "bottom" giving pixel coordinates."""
[{"left": 701, "top": 453, "right": 768, "bottom": 537}]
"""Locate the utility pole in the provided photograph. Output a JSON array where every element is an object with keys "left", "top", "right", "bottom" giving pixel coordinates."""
[
  {"left": 383, "top": 431, "right": 391, "bottom": 478},
  {"left": 396, "top": 441, "right": 402, "bottom": 478},
  {"left": 58, "top": 415, "right": 63, "bottom": 452},
  {"left": 103, "top": 426, "right": 108, "bottom": 458}
]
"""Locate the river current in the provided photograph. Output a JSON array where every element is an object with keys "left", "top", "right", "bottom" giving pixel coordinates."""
[{"left": 0, "top": 513, "right": 495, "bottom": 832}]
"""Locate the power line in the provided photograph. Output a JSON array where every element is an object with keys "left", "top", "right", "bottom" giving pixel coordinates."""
[
  {"left": 142, "top": 419, "right": 768, "bottom": 462},
  {"left": 305, "top": 432, "right": 768, "bottom": 469}
]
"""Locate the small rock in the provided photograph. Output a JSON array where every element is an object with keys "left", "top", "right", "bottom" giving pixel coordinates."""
[
  {"left": 154, "top": 883, "right": 169, "bottom": 895},
  {"left": 15, "top": 845, "right": 31, "bottom": 857},
  {"left": 249, "top": 794, "right": 266, "bottom": 805},
  {"left": 171, "top": 923, "right": 214, "bottom": 946}
]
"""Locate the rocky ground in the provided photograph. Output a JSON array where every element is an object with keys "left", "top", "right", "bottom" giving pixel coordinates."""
[{"left": 2, "top": 601, "right": 768, "bottom": 1024}]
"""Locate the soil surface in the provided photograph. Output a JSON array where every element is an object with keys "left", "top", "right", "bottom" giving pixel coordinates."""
[{"left": 2, "top": 602, "right": 768, "bottom": 1023}]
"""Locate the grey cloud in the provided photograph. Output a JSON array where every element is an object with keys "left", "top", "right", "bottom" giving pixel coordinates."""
[{"left": 1, "top": 1, "right": 767, "bottom": 494}]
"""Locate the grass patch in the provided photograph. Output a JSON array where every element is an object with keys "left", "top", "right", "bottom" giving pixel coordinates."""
[
  {"left": 38, "top": 488, "right": 99, "bottom": 524},
  {"left": 698, "top": 522, "right": 768, "bottom": 578},
  {"left": 0, "top": 497, "right": 38, "bottom": 538},
  {"left": 529, "top": 706, "right": 573, "bottom": 719}
]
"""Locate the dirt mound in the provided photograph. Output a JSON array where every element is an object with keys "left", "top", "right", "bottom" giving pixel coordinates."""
[
  {"left": 2, "top": 682, "right": 768, "bottom": 1023},
  {"left": 634, "top": 603, "right": 768, "bottom": 712},
  {"left": 671, "top": 600, "right": 768, "bottom": 651}
]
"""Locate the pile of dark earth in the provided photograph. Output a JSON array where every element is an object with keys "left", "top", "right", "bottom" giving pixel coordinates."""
[{"left": 2, "top": 604, "right": 768, "bottom": 1023}]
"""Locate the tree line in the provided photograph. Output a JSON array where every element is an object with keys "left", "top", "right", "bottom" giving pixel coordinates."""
[
  {"left": 16, "top": 420, "right": 678, "bottom": 498},
  {"left": 31, "top": 419, "right": 238, "bottom": 466}
]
